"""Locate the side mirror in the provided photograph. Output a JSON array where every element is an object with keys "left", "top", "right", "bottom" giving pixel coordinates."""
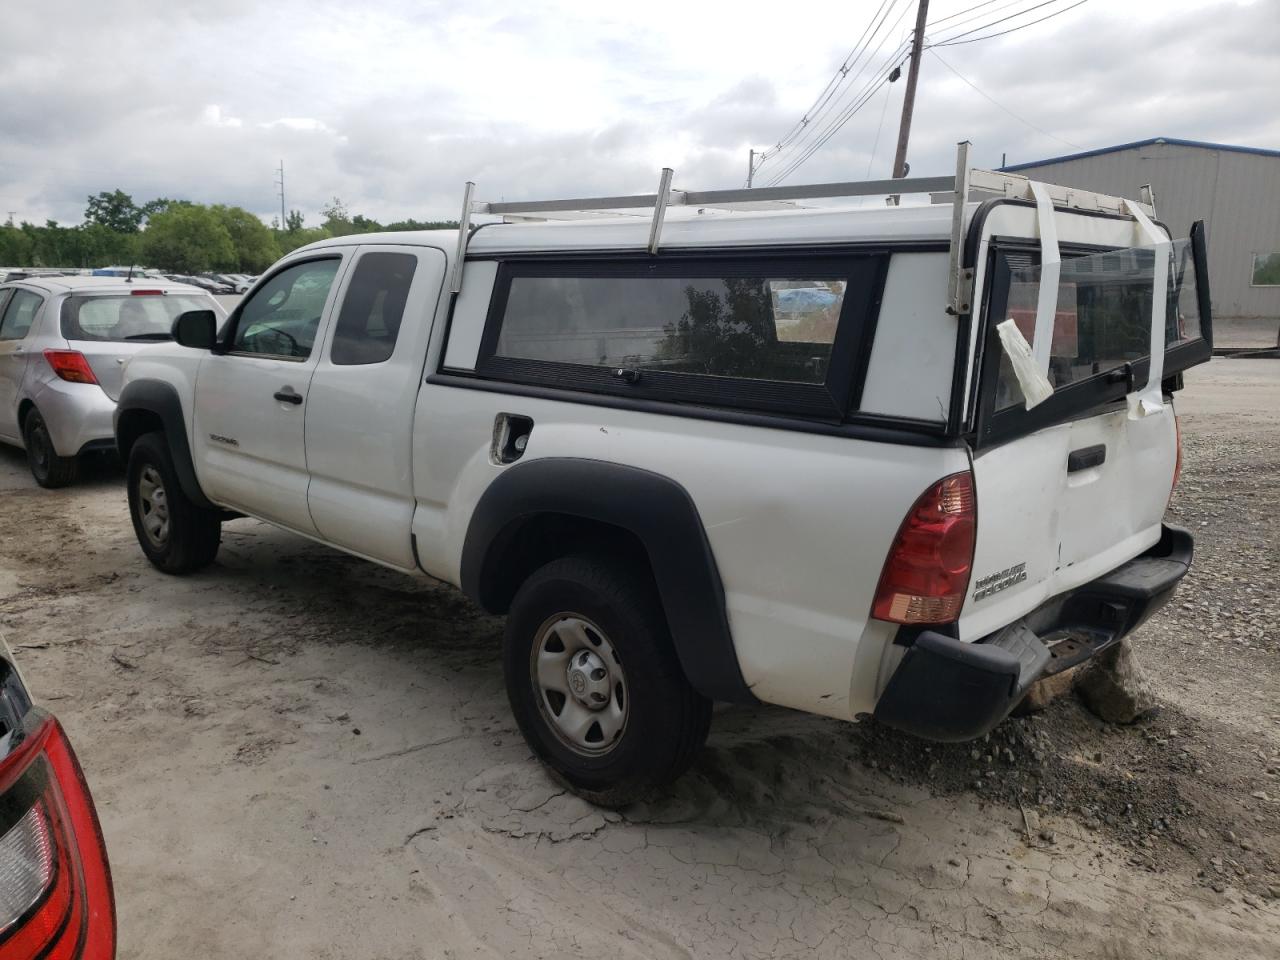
[{"left": 172, "top": 310, "right": 217, "bottom": 350}]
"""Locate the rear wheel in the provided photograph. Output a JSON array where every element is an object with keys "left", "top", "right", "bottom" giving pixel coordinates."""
[
  {"left": 127, "top": 432, "right": 221, "bottom": 574},
  {"left": 23, "top": 408, "right": 79, "bottom": 488},
  {"left": 504, "top": 554, "right": 711, "bottom": 807}
]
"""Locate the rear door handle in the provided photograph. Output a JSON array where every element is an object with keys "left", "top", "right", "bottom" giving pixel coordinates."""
[
  {"left": 1067, "top": 444, "right": 1106, "bottom": 472},
  {"left": 273, "top": 387, "right": 303, "bottom": 405}
]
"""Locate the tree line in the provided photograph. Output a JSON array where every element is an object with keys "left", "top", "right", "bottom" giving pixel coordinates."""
[{"left": 0, "top": 190, "right": 458, "bottom": 275}]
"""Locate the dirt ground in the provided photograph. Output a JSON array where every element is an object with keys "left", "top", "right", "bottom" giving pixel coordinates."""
[{"left": 1, "top": 359, "right": 1278, "bottom": 959}]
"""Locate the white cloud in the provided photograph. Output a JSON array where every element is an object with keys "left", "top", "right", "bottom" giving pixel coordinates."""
[
  {"left": 0, "top": 0, "right": 1275, "bottom": 227},
  {"left": 202, "top": 105, "right": 242, "bottom": 128}
]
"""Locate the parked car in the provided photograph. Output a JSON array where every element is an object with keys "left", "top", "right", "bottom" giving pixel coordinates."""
[
  {"left": 192, "top": 275, "right": 235, "bottom": 295},
  {"left": 114, "top": 159, "right": 1213, "bottom": 805},
  {"left": 0, "top": 276, "right": 226, "bottom": 486},
  {"left": 0, "top": 638, "right": 116, "bottom": 957}
]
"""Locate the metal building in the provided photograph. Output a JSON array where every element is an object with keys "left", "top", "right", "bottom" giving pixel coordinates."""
[{"left": 1002, "top": 137, "right": 1280, "bottom": 325}]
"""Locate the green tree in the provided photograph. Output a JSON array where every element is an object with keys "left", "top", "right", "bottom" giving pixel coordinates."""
[
  {"left": 0, "top": 223, "right": 34, "bottom": 265},
  {"left": 320, "top": 197, "right": 356, "bottom": 236},
  {"left": 140, "top": 205, "right": 236, "bottom": 273},
  {"left": 285, "top": 209, "right": 305, "bottom": 232},
  {"left": 274, "top": 226, "right": 331, "bottom": 257},
  {"left": 140, "top": 198, "right": 190, "bottom": 223},
  {"left": 210, "top": 205, "right": 280, "bottom": 272},
  {"left": 85, "top": 190, "right": 144, "bottom": 233},
  {"left": 383, "top": 218, "right": 459, "bottom": 231}
]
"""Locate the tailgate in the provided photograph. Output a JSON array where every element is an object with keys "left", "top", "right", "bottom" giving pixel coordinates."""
[
  {"left": 963, "top": 404, "right": 1176, "bottom": 638},
  {"left": 958, "top": 217, "right": 1211, "bottom": 640}
]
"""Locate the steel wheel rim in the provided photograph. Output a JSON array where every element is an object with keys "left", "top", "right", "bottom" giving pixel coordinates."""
[
  {"left": 137, "top": 465, "right": 170, "bottom": 548},
  {"left": 529, "top": 614, "right": 628, "bottom": 757}
]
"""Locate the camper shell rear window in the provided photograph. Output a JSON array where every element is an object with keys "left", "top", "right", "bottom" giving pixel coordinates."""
[{"left": 974, "top": 220, "right": 1212, "bottom": 445}]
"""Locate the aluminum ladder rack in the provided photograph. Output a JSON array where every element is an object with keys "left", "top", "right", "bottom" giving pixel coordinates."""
[{"left": 451, "top": 141, "right": 1155, "bottom": 317}]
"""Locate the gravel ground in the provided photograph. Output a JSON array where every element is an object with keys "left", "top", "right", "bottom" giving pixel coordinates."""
[{"left": 0, "top": 358, "right": 1277, "bottom": 958}]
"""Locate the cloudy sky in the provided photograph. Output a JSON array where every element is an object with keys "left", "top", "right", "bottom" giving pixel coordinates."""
[{"left": 2, "top": 0, "right": 1276, "bottom": 227}]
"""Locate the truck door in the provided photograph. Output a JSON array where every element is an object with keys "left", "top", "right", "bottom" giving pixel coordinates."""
[
  {"left": 303, "top": 245, "right": 446, "bottom": 568},
  {"left": 191, "top": 253, "right": 349, "bottom": 533}
]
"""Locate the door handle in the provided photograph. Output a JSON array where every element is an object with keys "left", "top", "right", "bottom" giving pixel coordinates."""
[
  {"left": 1067, "top": 444, "right": 1106, "bottom": 473},
  {"left": 273, "top": 387, "right": 303, "bottom": 405}
]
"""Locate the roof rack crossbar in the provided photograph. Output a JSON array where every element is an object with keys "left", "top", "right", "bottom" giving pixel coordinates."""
[{"left": 473, "top": 174, "right": 958, "bottom": 217}]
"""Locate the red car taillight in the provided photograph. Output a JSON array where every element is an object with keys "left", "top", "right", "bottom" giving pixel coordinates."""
[
  {"left": 0, "top": 716, "right": 115, "bottom": 959},
  {"left": 872, "top": 471, "right": 977, "bottom": 625},
  {"left": 42, "top": 351, "right": 98, "bottom": 385}
]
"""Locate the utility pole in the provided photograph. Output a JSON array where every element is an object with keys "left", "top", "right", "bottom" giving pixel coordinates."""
[
  {"left": 891, "top": 0, "right": 930, "bottom": 183},
  {"left": 275, "top": 160, "right": 286, "bottom": 228},
  {"left": 747, "top": 148, "right": 756, "bottom": 188}
]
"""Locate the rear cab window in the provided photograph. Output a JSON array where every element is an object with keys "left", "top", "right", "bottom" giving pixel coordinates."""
[
  {"left": 471, "top": 255, "right": 888, "bottom": 420},
  {"left": 330, "top": 252, "right": 417, "bottom": 365}
]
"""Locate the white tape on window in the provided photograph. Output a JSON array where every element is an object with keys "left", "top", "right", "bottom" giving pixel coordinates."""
[
  {"left": 997, "top": 318, "right": 1054, "bottom": 409},
  {"left": 1122, "top": 199, "right": 1170, "bottom": 418},
  {"left": 1028, "top": 181, "right": 1061, "bottom": 376}
]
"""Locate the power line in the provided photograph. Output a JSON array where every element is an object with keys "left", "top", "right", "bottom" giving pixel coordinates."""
[
  {"left": 765, "top": 57, "right": 904, "bottom": 185},
  {"left": 931, "top": 0, "right": 1090, "bottom": 46},
  {"left": 927, "top": 48, "right": 1083, "bottom": 149},
  {"left": 749, "top": 0, "right": 1094, "bottom": 186},
  {"left": 759, "top": 28, "right": 912, "bottom": 181},
  {"left": 928, "top": 0, "right": 1012, "bottom": 26},
  {"left": 758, "top": 0, "right": 904, "bottom": 164},
  {"left": 866, "top": 79, "right": 896, "bottom": 178},
  {"left": 766, "top": 36, "right": 913, "bottom": 184},
  {"left": 755, "top": 0, "right": 913, "bottom": 175},
  {"left": 927, "top": 0, "right": 1037, "bottom": 34}
]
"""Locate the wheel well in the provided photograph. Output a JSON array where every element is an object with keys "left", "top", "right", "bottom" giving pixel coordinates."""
[
  {"left": 480, "top": 513, "right": 652, "bottom": 615},
  {"left": 115, "top": 409, "right": 164, "bottom": 460},
  {"left": 17, "top": 399, "right": 34, "bottom": 432}
]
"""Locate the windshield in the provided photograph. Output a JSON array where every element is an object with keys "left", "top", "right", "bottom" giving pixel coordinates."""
[
  {"left": 61, "top": 293, "right": 223, "bottom": 343},
  {"left": 993, "top": 238, "right": 1200, "bottom": 411}
]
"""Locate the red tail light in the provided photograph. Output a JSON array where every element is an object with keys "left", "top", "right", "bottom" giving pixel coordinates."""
[
  {"left": 0, "top": 716, "right": 115, "bottom": 959},
  {"left": 129, "top": 290, "right": 163, "bottom": 296},
  {"left": 872, "top": 471, "right": 977, "bottom": 625},
  {"left": 43, "top": 351, "right": 98, "bottom": 385}
]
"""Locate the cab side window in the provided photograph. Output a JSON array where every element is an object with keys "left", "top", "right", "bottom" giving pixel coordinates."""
[
  {"left": 0, "top": 290, "right": 44, "bottom": 341},
  {"left": 330, "top": 252, "right": 417, "bottom": 365},
  {"left": 232, "top": 258, "right": 341, "bottom": 360}
]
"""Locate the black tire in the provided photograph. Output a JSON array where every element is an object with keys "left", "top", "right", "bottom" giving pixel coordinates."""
[
  {"left": 504, "top": 554, "right": 712, "bottom": 807},
  {"left": 23, "top": 408, "right": 79, "bottom": 488},
  {"left": 126, "top": 431, "right": 221, "bottom": 574}
]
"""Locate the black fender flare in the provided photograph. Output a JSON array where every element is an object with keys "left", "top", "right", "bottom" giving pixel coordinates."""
[
  {"left": 460, "top": 458, "right": 754, "bottom": 704},
  {"left": 114, "top": 379, "right": 216, "bottom": 510}
]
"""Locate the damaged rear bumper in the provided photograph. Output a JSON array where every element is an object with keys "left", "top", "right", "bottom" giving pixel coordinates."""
[{"left": 872, "top": 524, "right": 1193, "bottom": 742}]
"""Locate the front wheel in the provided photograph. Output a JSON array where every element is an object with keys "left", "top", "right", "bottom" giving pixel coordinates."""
[
  {"left": 127, "top": 432, "right": 221, "bottom": 574},
  {"left": 23, "top": 408, "right": 79, "bottom": 488},
  {"left": 504, "top": 554, "right": 711, "bottom": 807}
]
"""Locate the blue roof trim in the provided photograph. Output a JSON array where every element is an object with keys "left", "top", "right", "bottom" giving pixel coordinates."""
[{"left": 1000, "top": 137, "right": 1280, "bottom": 171}]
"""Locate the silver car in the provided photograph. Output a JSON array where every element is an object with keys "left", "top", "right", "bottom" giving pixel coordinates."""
[{"left": 0, "top": 276, "right": 226, "bottom": 486}]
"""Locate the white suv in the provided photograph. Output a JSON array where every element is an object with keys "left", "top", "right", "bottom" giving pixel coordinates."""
[{"left": 113, "top": 157, "right": 1212, "bottom": 805}]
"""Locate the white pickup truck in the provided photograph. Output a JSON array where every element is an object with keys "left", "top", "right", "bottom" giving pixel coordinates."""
[{"left": 114, "top": 152, "right": 1212, "bottom": 805}]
